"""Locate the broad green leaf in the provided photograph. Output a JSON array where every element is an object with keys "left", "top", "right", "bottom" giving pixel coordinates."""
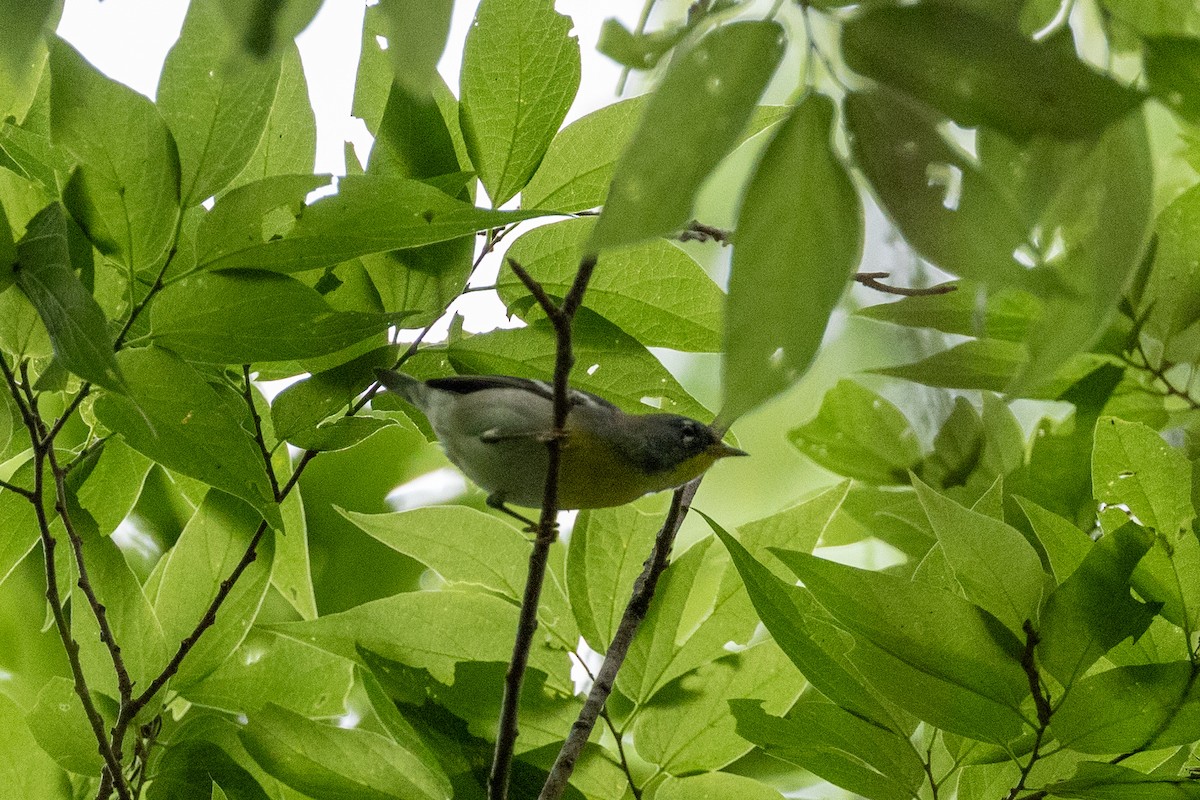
[
  {"left": 182, "top": 629, "right": 354, "bottom": 718},
  {"left": 459, "top": 0, "right": 580, "bottom": 206},
  {"left": 921, "top": 397, "right": 984, "bottom": 489},
  {"left": 787, "top": 380, "right": 921, "bottom": 485},
  {"left": 359, "top": 668, "right": 444, "bottom": 776},
  {"left": 158, "top": 0, "right": 282, "bottom": 205},
  {"left": 270, "top": 589, "right": 569, "bottom": 691},
  {"left": 147, "top": 739, "right": 269, "bottom": 800},
  {"left": 1043, "top": 761, "right": 1200, "bottom": 799},
  {"left": 199, "top": 175, "right": 546, "bottom": 273},
  {"left": 0, "top": 118, "right": 71, "bottom": 194},
  {"left": 1145, "top": 37, "right": 1200, "bottom": 125},
  {"left": 287, "top": 415, "right": 395, "bottom": 452},
  {"left": 50, "top": 38, "right": 179, "bottom": 270},
  {"left": 858, "top": 282, "right": 1039, "bottom": 342},
  {"left": 0, "top": 460, "right": 44, "bottom": 589},
  {"left": 655, "top": 772, "right": 786, "bottom": 800},
  {"left": 1130, "top": 533, "right": 1200, "bottom": 633},
  {"left": 92, "top": 346, "right": 281, "bottom": 528},
  {"left": 1093, "top": 417, "right": 1194, "bottom": 538},
  {"left": 150, "top": 270, "right": 405, "bottom": 363},
  {"left": 597, "top": 18, "right": 688, "bottom": 71},
  {"left": 214, "top": 0, "right": 321, "bottom": 60},
  {"left": 568, "top": 504, "right": 661, "bottom": 651},
  {"left": 773, "top": 549, "right": 1030, "bottom": 723},
  {"left": 0, "top": 199, "right": 15, "bottom": 294},
  {"left": 842, "top": 3, "right": 1144, "bottom": 141},
  {"left": 0, "top": 1, "right": 55, "bottom": 88},
  {"left": 914, "top": 477, "right": 1046, "bottom": 633},
  {"left": 193, "top": 173, "right": 331, "bottom": 268},
  {"left": 446, "top": 312, "right": 712, "bottom": 420},
  {"left": 724, "top": 94, "right": 862, "bottom": 419},
  {"left": 71, "top": 436, "right": 152, "bottom": 536},
  {"left": 13, "top": 203, "right": 122, "bottom": 392},
  {"left": 0, "top": 692, "right": 68, "bottom": 798},
  {"left": 272, "top": 447, "right": 318, "bottom": 619},
  {"left": 1142, "top": 183, "right": 1200, "bottom": 342},
  {"left": 25, "top": 676, "right": 104, "bottom": 776},
  {"left": 731, "top": 699, "right": 926, "bottom": 800},
  {"left": 1052, "top": 661, "right": 1200, "bottom": 753},
  {"left": 499, "top": 217, "right": 724, "bottom": 351},
  {"left": 375, "top": 0, "right": 453, "bottom": 95},
  {"left": 634, "top": 640, "right": 803, "bottom": 774},
  {"left": 874, "top": 338, "right": 1033, "bottom": 393},
  {"left": 229, "top": 44, "right": 316, "bottom": 187},
  {"left": 270, "top": 344, "right": 396, "bottom": 442},
  {"left": 240, "top": 702, "right": 452, "bottom": 800},
  {"left": 588, "top": 21, "right": 785, "bottom": 251},
  {"left": 1037, "top": 522, "right": 1159, "bottom": 687},
  {"left": 154, "top": 490, "right": 277, "bottom": 688},
  {"left": 1016, "top": 496, "right": 1092, "bottom": 583}
]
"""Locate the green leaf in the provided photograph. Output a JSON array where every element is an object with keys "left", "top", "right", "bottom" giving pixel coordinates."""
[
  {"left": 568, "top": 504, "right": 662, "bottom": 652},
  {"left": 1036, "top": 522, "right": 1159, "bottom": 687},
  {"left": 723, "top": 94, "right": 862, "bottom": 419},
  {"left": 0, "top": 692, "right": 68, "bottom": 798},
  {"left": 1042, "top": 761, "right": 1200, "bottom": 799},
  {"left": 874, "top": 338, "right": 1034, "bottom": 393},
  {"left": 654, "top": 773, "right": 785, "bottom": 800},
  {"left": 92, "top": 346, "right": 281, "bottom": 528},
  {"left": 147, "top": 739, "right": 269, "bottom": 800},
  {"left": 913, "top": 477, "right": 1046, "bottom": 633},
  {"left": 375, "top": 0, "right": 453, "bottom": 96},
  {"left": 459, "top": 0, "right": 580, "bottom": 206},
  {"left": 841, "top": 3, "right": 1144, "bottom": 141},
  {"left": 499, "top": 217, "right": 724, "bottom": 352},
  {"left": 150, "top": 269, "right": 405, "bottom": 363},
  {"left": 446, "top": 312, "right": 712, "bottom": 420},
  {"left": 858, "top": 282, "right": 1039, "bottom": 342},
  {"left": 272, "top": 448, "right": 318, "bottom": 619},
  {"left": 1142, "top": 183, "right": 1200, "bottom": 343},
  {"left": 920, "top": 397, "right": 985, "bottom": 489},
  {"left": 229, "top": 44, "right": 316, "bottom": 187},
  {"left": 214, "top": 0, "right": 322, "bottom": 60},
  {"left": 192, "top": 173, "right": 329, "bottom": 268},
  {"left": 0, "top": 200, "right": 15, "bottom": 294},
  {"left": 182, "top": 629, "right": 354, "bottom": 718},
  {"left": 286, "top": 415, "right": 396, "bottom": 453},
  {"left": 270, "top": 344, "right": 396, "bottom": 442},
  {"left": 787, "top": 380, "right": 921, "bottom": 485},
  {"left": 633, "top": 640, "right": 803, "bottom": 774},
  {"left": 25, "top": 676, "right": 104, "bottom": 776},
  {"left": 731, "top": 699, "right": 926, "bottom": 800},
  {"left": 199, "top": 174, "right": 546, "bottom": 273},
  {"left": 1052, "top": 661, "right": 1200, "bottom": 754},
  {"left": 154, "top": 490, "right": 277, "bottom": 688},
  {"left": 1093, "top": 417, "right": 1194, "bottom": 538},
  {"left": 1145, "top": 37, "right": 1200, "bottom": 125},
  {"left": 239, "top": 702, "right": 452, "bottom": 800},
  {"left": 0, "top": 0, "right": 55, "bottom": 87},
  {"left": 0, "top": 459, "right": 43, "bottom": 589},
  {"left": 71, "top": 436, "right": 153, "bottom": 536},
  {"left": 50, "top": 38, "right": 180, "bottom": 270},
  {"left": 597, "top": 18, "right": 688, "bottom": 71},
  {"left": 158, "top": 0, "right": 282, "bottom": 206},
  {"left": 773, "top": 548, "right": 1031, "bottom": 735},
  {"left": 588, "top": 21, "right": 785, "bottom": 251},
  {"left": 1016, "top": 496, "right": 1092, "bottom": 583}
]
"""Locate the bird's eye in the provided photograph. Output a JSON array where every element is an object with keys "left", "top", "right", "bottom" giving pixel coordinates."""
[{"left": 680, "top": 421, "right": 699, "bottom": 444}]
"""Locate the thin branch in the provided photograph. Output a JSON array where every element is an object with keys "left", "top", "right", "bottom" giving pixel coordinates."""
[
  {"left": 243, "top": 365, "right": 281, "bottom": 501},
  {"left": 677, "top": 220, "right": 731, "bottom": 245},
  {"left": 600, "top": 709, "right": 642, "bottom": 800},
  {"left": 1122, "top": 340, "right": 1200, "bottom": 410},
  {"left": 1005, "top": 621, "right": 1051, "bottom": 800},
  {"left": 540, "top": 481, "right": 698, "bottom": 800},
  {"left": 854, "top": 272, "right": 958, "bottom": 297},
  {"left": 0, "top": 476, "right": 35, "bottom": 500}
]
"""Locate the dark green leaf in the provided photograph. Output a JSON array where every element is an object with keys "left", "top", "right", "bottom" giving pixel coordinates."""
[
  {"left": 1043, "top": 761, "right": 1200, "bottom": 799},
  {"left": 92, "top": 346, "right": 281, "bottom": 528},
  {"left": 842, "top": 3, "right": 1144, "bottom": 140},
  {"left": 375, "top": 0, "right": 453, "bottom": 95},
  {"left": 1146, "top": 37, "right": 1200, "bottom": 125},
  {"left": 500, "top": 217, "right": 724, "bottom": 351},
  {"left": 459, "top": 0, "right": 580, "bottom": 206},
  {"left": 149, "top": 269, "right": 406, "bottom": 363},
  {"left": 787, "top": 380, "right": 921, "bottom": 485},
  {"left": 1037, "top": 522, "right": 1159, "bottom": 687},
  {"left": 50, "top": 38, "right": 179, "bottom": 270},
  {"left": 147, "top": 740, "right": 269, "bottom": 800},
  {"left": 158, "top": 0, "right": 282, "bottom": 205},
  {"left": 0, "top": 0, "right": 55, "bottom": 87},
  {"left": 724, "top": 93, "right": 862, "bottom": 419},
  {"left": 286, "top": 415, "right": 395, "bottom": 452},
  {"left": 13, "top": 203, "right": 123, "bottom": 391},
  {"left": 193, "top": 173, "right": 330, "bottom": 268},
  {"left": 70, "top": 436, "right": 153, "bottom": 536},
  {"left": 1016, "top": 496, "right": 1092, "bottom": 583},
  {"left": 0, "top": 199, "right": 15, "bottom": 294},
  {"left": 588, "top": 21, "right": 785, "bottom": 251}
]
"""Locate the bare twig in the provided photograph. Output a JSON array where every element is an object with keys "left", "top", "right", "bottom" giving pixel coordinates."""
[
  {"left": 854, "top": 272, "right": 957, "bottom": 297},
  {"left": 677, "top": 220, "right": 731, "bottom": 245},
  {"left": 243, "top": 365, "right": 281, "bottom": 501},
  {"left": 0, "top": 476, "right": 34, "bottom": 499},
  {"left": 540, "top": 481, "right": 698, "bottom": 800},
  {"left": 601, "top": 708, "right": 642, "bottom": 800},
  {"left": 1004, "top": 621, "right": 1051, "bottom": 800}
]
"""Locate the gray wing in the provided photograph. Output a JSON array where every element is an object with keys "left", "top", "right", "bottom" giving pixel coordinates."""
[{"left": 425, "top": 374, "right": 618, "bottom": 411}]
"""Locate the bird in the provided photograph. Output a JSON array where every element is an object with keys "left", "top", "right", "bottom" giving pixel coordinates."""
[{"left": 374, "top": 370, "right": 746, "bottom": 523}]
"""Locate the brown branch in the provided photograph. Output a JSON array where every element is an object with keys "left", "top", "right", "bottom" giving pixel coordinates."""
[
  {"left": 1004, "top": 621, "right": 1051, "bottom": 800},
  {"left": 489, "top": 255, "right": 598, "bottom": 800},
  {"left": 1122, "top": 341, "right": 1200, "bottom": 411},
  {"left": 854, "top": 272, "right": 957, "bottom": 297},
  {"left": 0, "top": 476, "right": 34, "bottom": 500},
  {"left": 242, "top": 365, "right": 281, "bottom": 501},
  {"left": 600, "top": 708, "right": 642, "bottom": 800},
  {"left": 540, "top": 480, "right": 698, "bottom": 800},
  {"left": 677, "top": 220, "right": 731, "bottom": 245}
]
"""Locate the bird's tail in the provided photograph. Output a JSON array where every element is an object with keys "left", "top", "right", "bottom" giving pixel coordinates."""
[{"left": 374, "top": 368, "right": 427, "bottom": 408}]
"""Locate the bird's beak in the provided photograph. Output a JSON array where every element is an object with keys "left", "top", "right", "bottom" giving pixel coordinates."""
[{"left": 710, "top": 441, "right": 749, "bottom": 459}]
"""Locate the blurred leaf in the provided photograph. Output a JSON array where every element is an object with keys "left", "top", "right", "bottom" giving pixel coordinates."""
[
  {"left": 214, "top": 0, "right": 321, "bottom": 60},
  {"left": 13, "top": 203, "right": 123, "bottom": 392},
  {"left": 875, "top": 338, "right": 1035, "bottom": 393},
  {"left": 25, "top": 676, "right": 104, "bottom": 776},
  {"left": 731, "top": 699, "right": 926, "bottom": 800},
  {"left": 842, "top": 3, "right": 1144, "bottom": 140},
  {"left": 1093, "top": 417, "right": 1194, "bottom": 538},
  {"left": 0, "top": 692, "right": 68, "bottom": 797},
  {"left": 50, "top": 38, "right": 179, "bottom": 270},
  {"left": 1052, "top": 661, "right": 1200, "bottom": 753},
  {"left": 1142, "top": 183, "right": 1200, "bottom": 342},
  {"left": 655, "top": 773, "right": 785, "bottom": 800},
  {"left": 788, "top": 380, "right": 921, "bottom": 485},
  {"left": 199, "top": 174, "right": 545, "bottom": 273},
  {"left": 1042, "top": 761, "right": 1200, "bottom": 799},
  {"left": 724, "top": 94, "right": 862, "bottom": 419},
  {"left": 0, "top": 200, "right": 15, "bottom": 294},
  {"left": 158, "top": 0, "right": 282, "bottom": 205},
  {"left": 1145, "top": 37, "right": 1200, "bottom": 125},
  {"left": 500, "top": 217, "right": 724, "bottom": 351},
  {"left": 150, "top": 269, "right": 406, "bottom": 363},
  {"left": 588, "top": 21, "right": 785, "bottom": 251},
  {"left": 1036, "top": 522, "right": 1158, "bottom": 687},
  {"left": 446, "top": 311, "right": 711, "bottom": 420},
  {"left": 147, "top": 739, "right": 269, "bottom": 800},
  {"left": 154, "top": 490, "right": 276, "bottom": 689},
  {"left": 0, "top": 0, "right": 55, "bottom": 87},
  {"left": 375, "top": 0, "right": 453, "bottom": 95},
  {"left": 92, "top": 346, "right": 281, "bottom": 528},
  {"left": 858, "top": 282, "right": 1038, "bottom": 342},
  {"left": 913, "top": 477, "right": 1046, "bottom": 633},
  {"left": 597, "top": 18, "right": 687, "bottom": 71},
  {"left": 229, "top": 44, "right": 316, "bottom": 187},
  {"left": 459, "top": 0, "right": 580, "bottom": 206},
  {"left": 921, "top": 397, "right": 984, "bottom": 488}
]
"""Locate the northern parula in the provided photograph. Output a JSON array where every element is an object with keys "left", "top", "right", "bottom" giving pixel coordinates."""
[{"left": 376, "top": 370, "right": 747, "bottom": 513}]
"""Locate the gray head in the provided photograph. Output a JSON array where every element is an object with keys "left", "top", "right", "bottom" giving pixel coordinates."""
[{"left": 626, "top": 413, "right": 748, "bottom": 475}]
